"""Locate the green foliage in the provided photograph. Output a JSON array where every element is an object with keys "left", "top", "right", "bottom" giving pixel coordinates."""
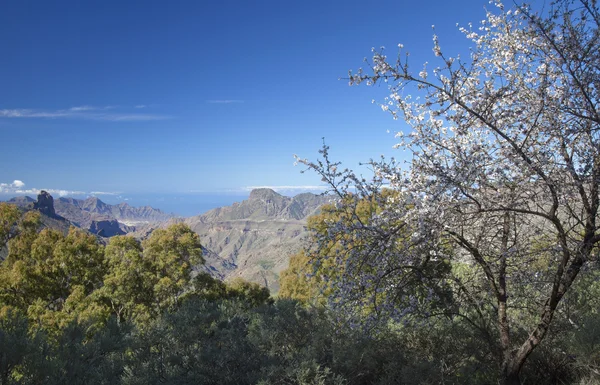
[
  {"left": 280, "top": 193, "right": 398, "bottom": 304},
  {"left": 2, "top": 202, "right": 598, "bottom": 384},
  {"left": 189, "top": 272, "right": 272, "bottom": 309},
  {"left": 0, "top": 306, "right": 32, "bottom": 385},
  {"left": 123, "top": 299, "right": 264, "bottom": 385},
  {"left": 280, "top": 191, "right": 453, "bottom": 323},
  {"left": 226, "top": 278, "right": 272, "bottom": 307},
  {"left": 141, "top": 223, "right": 203, "bottom": 312},
  {"left": 0, "top": 226, "right": 108, "bottom": 334},
  {"left": 99, "top": 236, "right": 154, "bottom": 324},
  {"left": 0, "top": 204, "right": 21, "bottom": 251}
]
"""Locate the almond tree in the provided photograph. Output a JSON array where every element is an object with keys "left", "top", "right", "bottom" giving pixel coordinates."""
[{"left": 297, "top": 1, "right": 600, "bottom": 383}]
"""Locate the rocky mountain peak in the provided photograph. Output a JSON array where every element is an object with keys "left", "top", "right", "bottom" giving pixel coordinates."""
[
  {"left": 33, "top": 190, "right": 58, "bottom": 218},
  {"left": 248, "top": 188, "right": 283, "bottom": 201},
  {"left": 8, "top": 196, "right": 35, "bottom": 206},
  {"left": 84, "top": 196, "right": 106, "bottom": 208}
]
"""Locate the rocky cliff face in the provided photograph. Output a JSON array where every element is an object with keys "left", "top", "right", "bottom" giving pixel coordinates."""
[{"left": 185, "top": 189, "right": 332, "bottom": 293}]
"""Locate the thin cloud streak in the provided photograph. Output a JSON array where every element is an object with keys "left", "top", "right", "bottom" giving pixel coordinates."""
[
  {"left": 104, "top": 114, "right": 169, "bottom": 121},
  {"left": 68, "top": 105, "right": 116, "bottom": 112},
  {"left": 206, "top": 100, "right": 244, "bottom": 104},
  {"left": 90, "top": 191, "right": 121, "bottom": 196},
  {"left": 0, "top": 106, "right": 170, "bottom": 122}
]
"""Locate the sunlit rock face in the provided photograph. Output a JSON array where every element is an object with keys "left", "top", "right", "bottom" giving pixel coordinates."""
[{"left": 185, "top": 189, "right": 333, "bottom": 293}]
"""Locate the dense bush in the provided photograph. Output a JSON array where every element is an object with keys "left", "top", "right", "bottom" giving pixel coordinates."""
[{"left": 1, "top": 204, "right": 599, "bottom": 384}]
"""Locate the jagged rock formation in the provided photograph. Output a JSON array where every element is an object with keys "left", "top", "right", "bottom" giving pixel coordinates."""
[
  {"left": 33, "top": 190, "right": 64, "bottom": 219},
  {"left": 185, "top": 189, "right": 332, "bottom": 293}
]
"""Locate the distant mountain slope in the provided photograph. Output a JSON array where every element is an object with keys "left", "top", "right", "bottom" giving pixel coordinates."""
[
  {"left": 53, "top": 196, "right": 173, "bottom": 236},
  {"left": 55, "top": 197, "right": 173, "bottom": 223},
  {"left": 7, "top": 196, "right": 35, "bottom": 205},
  {"left": 6, "top": 194, "right": 173, "bottom": 237},
  {"left": 197, "top": 188, "right": 328, "bottom": 222},
  {"left": 185, "top": 188, "right": 332, "bottom": 293}
]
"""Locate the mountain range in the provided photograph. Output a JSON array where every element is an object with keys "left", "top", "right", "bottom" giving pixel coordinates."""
[
  {"left": 4, "top": 188, "right": 332, "bottom": 293},
  {"left": 7, "top": 193, "right": 174, "bottom": 237}
]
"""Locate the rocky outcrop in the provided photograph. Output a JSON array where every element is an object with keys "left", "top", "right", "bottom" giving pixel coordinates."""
[{"left": 33, "top": 191, "right": 64, "bottom": 220}]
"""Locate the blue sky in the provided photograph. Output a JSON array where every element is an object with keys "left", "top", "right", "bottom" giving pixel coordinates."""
[{"left": 1, "top": 0, "right": 490, "bottom": 201}]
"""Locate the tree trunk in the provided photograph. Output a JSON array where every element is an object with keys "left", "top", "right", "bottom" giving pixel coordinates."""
[
  {"left": 501, "top": 369, "right": 521, "bottom": 385},
  {"left": 499, "top": 213, "right": 517, "bottom": 384}
]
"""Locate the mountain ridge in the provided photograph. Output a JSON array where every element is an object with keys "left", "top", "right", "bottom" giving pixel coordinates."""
[
  {"left": 5, "top": 193, "right": 174, "bottom": 237},
  {"left": 184, "top": 188, "right": 333, "bottom": 292}
]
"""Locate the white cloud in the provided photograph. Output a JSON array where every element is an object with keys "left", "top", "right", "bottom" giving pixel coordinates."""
[
  {"left": 134, "top": 105, "right": 147, "bottom": 109},
  {"left": 48, "top": 189, "right": 86, "bottom": 197},
  {"left": 12, "top": 180, "right": 25, "bottom": 188},
  {"left": 0, "top": 106, "right": 169, "bottom": 122},
  {"left": 206, "top": 100, "right": 244, "bottom": 104},
  {"left": 0, "top": 180, "right": 112, "bottom": 198},
  {"left": 0, "top": 180, "right": 27, "bottom": 192}
]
